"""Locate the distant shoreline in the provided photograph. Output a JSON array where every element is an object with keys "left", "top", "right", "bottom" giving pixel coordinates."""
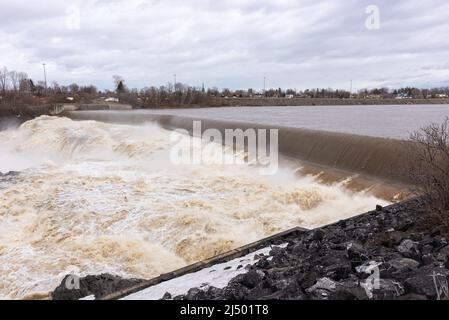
[
  {"left": 163, "top": 97, "right": 449, "bottom": 108},
  {"left": 1, "top": 98, "right": 449, "bottom": 121}
]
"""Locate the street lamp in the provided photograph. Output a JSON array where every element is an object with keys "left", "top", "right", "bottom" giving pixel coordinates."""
[{"left": 42, "top": 63, "right": 47, "bottom": 91}]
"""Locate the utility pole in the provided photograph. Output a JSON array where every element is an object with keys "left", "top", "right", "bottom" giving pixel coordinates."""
[
  {"left": 263, "top": 76, "right": 266, "bottom": 98},
  {"left": 42, "top": 63, "right": 47, "bottom": 91},
  {"left": 350, "top": 80, "right": 353, "bottom": 98},
  {"left": 174, "top": 74, "right": 177, "bottom": 92}
]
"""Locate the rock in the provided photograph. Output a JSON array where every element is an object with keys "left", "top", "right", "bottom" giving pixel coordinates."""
[
  {"left": 346, "top": 242, "right": 368, "bottom": 268},
  {"left": 223, "top": 282, "right": 251, "bottom": 300},
  {"left": 356, "top": 261, "right": 382, "bottom": 276},
  {"left": 422, "top": 254, "right": 436, "bottom": 266},
  {"left": 309, "top": 229, "right": 325, "bottom": 241},
  {"left": 178, "top": 286, "right": 226, "bottom": 300},
  {"left": 233, "top": 270, "right": 264, "bottom": 289},
  {"left": 329, "top": 281, "right": 369, "bottom": 300},
  {"left": 51, "top": 274, "right": 146, "bottom": 300},
  {"left": 306, "top": 278, "right": 337, "bottom": 299},
  {"left": 404, "top": 267, "right": 449, "bottom": 299},
  {"left": 421, "top": 244, "right": 434, "bottom": 256},
  {"left": 371, "top": 279, "right": 405, "bottom": 300},
  {"left": 376, "top": 205, "right": 383, "bottom": 212},
  {"left": 380, "top": 232, "right": 406, "bottom": 248},
  {"left": 397, "top": 239, "right": 419, "bottom": 257},
  {"left": 437, "top": 245, "right": 449, "bottom": 261},
  {"left": 184, "top": 288, "right": 205, "bottom": 300},
  {"left": 161, "top": 292, "right": 172, "bottom": 300},
  {"left": 321, "top": 251, "right": 352, "bottom": 280},
  {"left": 255, "top": 258, "right": 270, "bottom": 269},
  {"left": 297, "top": 271, "right": 319, "bottom": 290},
  {"left": 397, "top": 294, "right": 428, "bottom": 300},
  {"left": 166, "top": 197, "right": 448, "bottom": 301},
  {"left": 388, "top": 258, "right": 420, "bottom": 272}
]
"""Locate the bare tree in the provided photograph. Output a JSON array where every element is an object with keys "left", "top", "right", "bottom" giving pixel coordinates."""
[
  {"left": 407, "top": 118, "right": 449, "bottom": 225},
  {"left": 17, "top": 72, "right": 28, "bottom": 93},
  {"left": 112, "top": 75, "right": 125, "bottom": 91},
  {"left": 8, "top": 70, "right": 20, "bottom": 92},
  {"left": 0, "top": 66, "right": 8, "bottom": 93}
]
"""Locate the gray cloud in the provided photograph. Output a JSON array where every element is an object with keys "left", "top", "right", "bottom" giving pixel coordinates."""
[{"left": 1, "top": 0, "right": 449, "bottom": 90}]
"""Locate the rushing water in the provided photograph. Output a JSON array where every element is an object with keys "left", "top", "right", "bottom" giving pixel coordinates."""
[
  {"left": 0, "top": 116, "right": 389, "bottom": 299},
  {"left": 140, "top": 104, "right": 449, "bottom": 139}
]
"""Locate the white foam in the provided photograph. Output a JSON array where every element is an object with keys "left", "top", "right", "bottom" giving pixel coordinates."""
[{"left": 0, "top": 116, "right": 388, "bottom": 299}]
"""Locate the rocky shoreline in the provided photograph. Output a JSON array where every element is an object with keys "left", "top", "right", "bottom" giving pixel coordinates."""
[
  {"left": 171, "top": 198, "right": 449, "bottom": 300},
  {"left": 51, "top": 197, "right": 449, "bottom": 300}
]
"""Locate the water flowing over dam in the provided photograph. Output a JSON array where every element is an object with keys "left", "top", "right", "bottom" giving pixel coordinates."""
[
  {"left": 0, "top": 114, "right": 391, "bottom": 299},
  {"left": 67, "top": 110, "right": 413, "bottom": 185}
]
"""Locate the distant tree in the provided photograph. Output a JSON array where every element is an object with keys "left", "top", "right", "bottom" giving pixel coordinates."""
[
  {"left": 69, "top": 83, "right": 79, "bottom": 93},
  {"left": 8, "top": 70, "right": 20, "bottom": 92},
  {"left": 117, "top": 81, "right": 125, "bottom": 93},
  {"left": 29, "top": 79, "right": 36, "bottom": 93},
  {"left": 0, "top": 66, "right": 8, "bottom": 93},
  {"left": 19, "top": 77, "right": 31, "bottom": 93},
  {"left": 113, "top": 75, "right": 126, "bottom": 94},
  {"left": 52, "top": 81, "right": 61, "bottom": 94}
]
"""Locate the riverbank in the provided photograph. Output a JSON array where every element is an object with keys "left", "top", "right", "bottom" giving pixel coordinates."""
[
  {"left": 173, "top": 197, "right": 448, "bottom": 300},
  {"left": 0, "top": 104, "right": 53, "bottom": 123},
  {"left": 146, "top": 97, "right": 449, "bottom": 109},
  {"left": 51, "top": 198, "right": 449, "bottom": 300}
]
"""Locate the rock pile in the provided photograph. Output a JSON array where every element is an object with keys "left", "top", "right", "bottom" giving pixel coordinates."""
[{"left": 173, "top": 198, "right": 449, "bottom": 300}]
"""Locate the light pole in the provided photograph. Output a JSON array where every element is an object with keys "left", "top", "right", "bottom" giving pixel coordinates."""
[
  {"left": 263, "top": 76, "right": 266, "bottom": 98},
  {"left": 349, "top": 80, "right": 353, "bottom": 99},
  {"left": 174, "top": 74, "right": 177, "bottom": 92},
  {"left": 42, "top": 63, "right": 47, "bottom": 91}
]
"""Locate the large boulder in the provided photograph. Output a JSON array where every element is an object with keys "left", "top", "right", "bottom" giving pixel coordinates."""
[
  {"left": 404, "top": 267, "right": 449, "bottom": 299},
  {"left": 388, "top": 258, "right": 420, "bottom": 272},
  {"left": 51, "top": 274, "right": 146, "bottom": 300}
]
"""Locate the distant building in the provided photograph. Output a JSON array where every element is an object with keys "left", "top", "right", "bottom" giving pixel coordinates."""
[
  {"left": 105, "top": 97, "right": 119, "bottom": 103},
  {"left": 395, "top": 93, "right": 411, "bottom": 99}
]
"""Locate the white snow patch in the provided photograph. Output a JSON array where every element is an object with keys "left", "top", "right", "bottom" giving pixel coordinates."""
[{"left": 122, "top": 244, "right": 287, "bottom": 300}]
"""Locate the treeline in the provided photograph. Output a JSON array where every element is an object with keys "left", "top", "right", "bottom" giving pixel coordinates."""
[
  {"left": 2, "top": 65, "right": 449, "bottom": 112},
  {"left": 0, "top": 66, "right": 100, "bottom": 112}
]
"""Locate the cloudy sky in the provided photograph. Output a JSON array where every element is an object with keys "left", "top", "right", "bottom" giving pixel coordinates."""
[{"left": 1, "top": 0, "right": 449, "bottom": 91}]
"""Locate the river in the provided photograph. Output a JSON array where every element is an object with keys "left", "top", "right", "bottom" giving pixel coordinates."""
[{"left": 1, "top": 104, "right": 448, "bottom": 299}]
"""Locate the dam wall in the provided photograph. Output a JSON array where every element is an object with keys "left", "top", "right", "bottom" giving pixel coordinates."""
[{"left": 65, "top": 110, "right": 412, "bottom": 184}]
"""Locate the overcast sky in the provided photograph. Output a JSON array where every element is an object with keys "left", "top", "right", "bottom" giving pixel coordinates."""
[{"left": 1, "top": 0, "right": 449, "bottom": 91}]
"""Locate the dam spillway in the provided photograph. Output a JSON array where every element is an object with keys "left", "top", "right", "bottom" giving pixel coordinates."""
[
  {"left": 66, "top": 110, "right": 412, "bottom": 185},
  {"left": 0, "top": 114, "right": 391, "bottom": 299}
]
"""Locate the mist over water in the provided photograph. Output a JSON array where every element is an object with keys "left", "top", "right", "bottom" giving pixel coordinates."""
[{"left": 0, "top": 116, "right": 388, "bottom": 299}]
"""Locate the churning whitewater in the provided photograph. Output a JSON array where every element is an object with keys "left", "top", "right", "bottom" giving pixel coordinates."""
[{"left": 0, "top": 116, "right": 387, "bottom": 299}]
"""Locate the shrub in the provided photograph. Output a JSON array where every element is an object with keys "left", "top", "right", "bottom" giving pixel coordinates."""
[{"left": 406, "top": 117, "right": 449, "bottom": 225}]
